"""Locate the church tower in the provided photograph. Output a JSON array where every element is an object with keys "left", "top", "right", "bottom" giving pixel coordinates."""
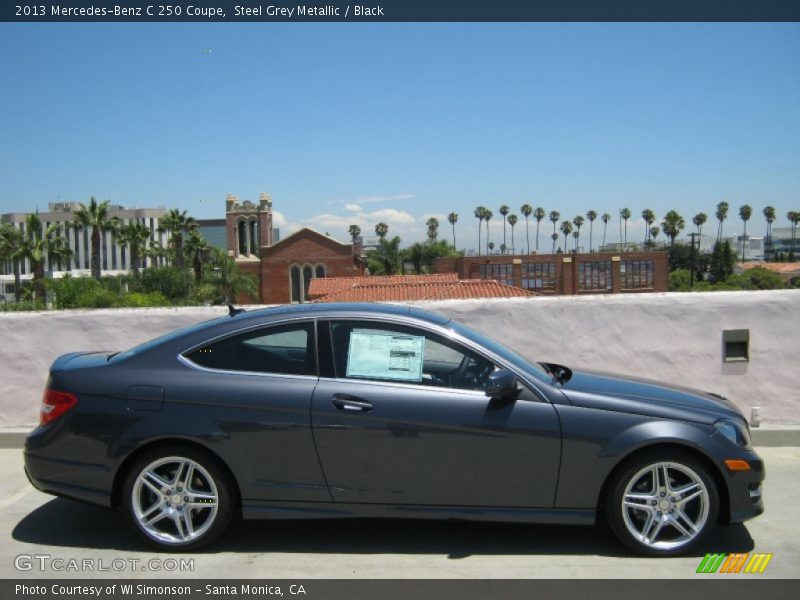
[{"left": 225, "top": 192, "right": 273, "bottom": 259}]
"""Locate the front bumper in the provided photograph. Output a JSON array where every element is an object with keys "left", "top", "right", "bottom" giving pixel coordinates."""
[{"left": 723, "top": 451, "right": 765, "bottom": 524}]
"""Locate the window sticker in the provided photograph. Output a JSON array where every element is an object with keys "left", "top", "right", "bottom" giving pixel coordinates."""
[{"left": 346, "top": 332, "right": 425, "bottom": 382}]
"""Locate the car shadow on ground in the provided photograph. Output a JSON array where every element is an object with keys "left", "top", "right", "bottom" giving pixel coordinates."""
[{"left": 13, "top": 497, "right": 755, "bottom": 559}]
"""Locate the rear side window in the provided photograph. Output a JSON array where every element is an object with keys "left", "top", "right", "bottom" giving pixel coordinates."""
[{"left": 185, "top": 322, "right": 316, "bottom": 376}]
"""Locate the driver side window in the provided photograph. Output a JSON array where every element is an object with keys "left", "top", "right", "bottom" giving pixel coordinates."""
[{"left": 329, "top": 321, "right": 496, "bottom": 392}]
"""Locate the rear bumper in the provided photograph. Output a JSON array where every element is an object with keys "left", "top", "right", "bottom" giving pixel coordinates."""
[{"left": 24, "top": 424, "right": 114, "bottom": 508}]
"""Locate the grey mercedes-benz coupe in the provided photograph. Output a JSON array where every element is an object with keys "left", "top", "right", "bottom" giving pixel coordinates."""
[{"left": 25, "top": 303, "right": 764, "bottom": 555}]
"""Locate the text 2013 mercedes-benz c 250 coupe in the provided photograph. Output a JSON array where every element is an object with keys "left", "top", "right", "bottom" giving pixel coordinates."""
[{"left": 25, "top": 303, "right": 764, "bottom": 555}]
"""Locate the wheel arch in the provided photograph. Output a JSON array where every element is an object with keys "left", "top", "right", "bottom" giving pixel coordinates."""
[
  {"left": 110, "top": 438, "right": 243, "bottom": 511},
  {"left": 596, "top": 441, "right": 731, "bottom": 525}
]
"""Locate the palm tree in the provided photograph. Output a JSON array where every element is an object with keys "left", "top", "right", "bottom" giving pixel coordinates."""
[
  {"left": 159, "top": 209, "right": 196, "bottom": 269},
  {"left": 572, "top": 230, "right": 580, "bottom": 252},
  {"left": 534, "top": 207, "right": 546, "bottom": 253},
  {"left": 71, "top": 196, "right": 119, "bottom": 279},
  {"left": 661, "top": 210, "right": 685, "bottom": 248},
  {"left": 0, "top": 224, "right": 23, "bottom": 301},
  {"left": 185, "top": 230, "right": 211, "bottom": 283},
  {"left": 207, "top": 248, "right": 258, "bottom": 303},
  {"left": 549, "top": 210, "right": 560, "bottom": 253},
  {"left": 20, "top": 213, "right": 73, "bottom": 298},
  {"left": 560, "top": 220, "right": 573, "bottom": 254},
  {"left": 762, "top": 206, "right": 775, "bottom": 260},
  {"left": 788, "top": 210, "right": 799, "bottom": 260},
  {"left": 426, "top": 217, "right": 439, "bottom": 242},
  {"left": 650, "top": 226, "right": 660, "bottom": 247},
  {"left": 586, "top": 210, "right": 598, "bottom": 252},
  {"left": 572, "top": 215, "right": 585, "bottom": 252},
  {"left": 473, "top": 206, "right": 486, "bottom": 255},
  {"left": 348, "top": 224, "right": 361, "bottom": 256},
  {"left": 520, "top": 204, "right": 533, "bottom": 254},
  {"left": 507, "top": 214, "right": 518, "bottom": 254},
  {"left": 601, "top": 213, "right": 611, "bottom": 248},
  {"left": 641, "top": 208, "right": 655, "bottom": 245},
  {"left": 620, "top": 208, "right": 631, "bottom": 247},
  {"left": 488, "top": 241, "right": 495, "bottom": 254},
  {"left": 447, "top": 212, "right": 458, "bottom": 248},
  {"left": 483, "top": 209, "right": 493, "bottom": 255},
  {"left": 739, "top": 204, "right": 753, "bottom": 261},
  {"left": 693, "top": 212, "right": 707, "bottom": 238},
  {"left": 498, "top": 205, "right": 510, "bottom": 254},
  {"left": 550, "top": 233, "right": 559, "bottom": 254},
  {"left": 116, "top": 221, "right": 151, "bottom": 275},
  {"left": 374, "top": 222, "right": 389, "bottom": 241},
  {"left": 715, "top": 201, "right": 729, "bottom": 242}
]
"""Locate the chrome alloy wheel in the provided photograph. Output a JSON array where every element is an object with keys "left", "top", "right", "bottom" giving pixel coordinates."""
[
  {"left": 621, "top": 461, "right": 710, "bottom": 551},
  {"left": 132, "top": 456, "right": 219, "bottom": 545}
]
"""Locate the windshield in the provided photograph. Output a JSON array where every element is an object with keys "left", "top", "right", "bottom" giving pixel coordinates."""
[{"left": 447, "top": 320, "right": 552, "bottom": 383}]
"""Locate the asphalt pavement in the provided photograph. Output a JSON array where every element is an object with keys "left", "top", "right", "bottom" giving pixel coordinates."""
[{"left": 1, "top": 448, "right": 798, "bottom": 579}]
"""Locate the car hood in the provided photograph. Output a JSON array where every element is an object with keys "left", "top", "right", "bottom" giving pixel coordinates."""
[{"left": 558, "top": 368, "right": 746, "bottom": 424}]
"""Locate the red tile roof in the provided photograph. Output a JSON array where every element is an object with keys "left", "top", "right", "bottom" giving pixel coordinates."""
[
  {"left": 738, "top": 262, "right": 800, "bottom": 275},
  {"left": 307, "top": 273, "right": 459, "bottom": 299},
  {"left": 313, "top": 277, "right": 536, "bottom": 303}
]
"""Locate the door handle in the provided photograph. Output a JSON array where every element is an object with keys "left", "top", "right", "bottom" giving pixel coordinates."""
[{"left": 331, "top": 394, "right": 373, "bottom": 412}]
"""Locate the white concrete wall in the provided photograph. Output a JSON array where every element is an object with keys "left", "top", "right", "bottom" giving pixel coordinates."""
[{"left": 1, "top": 290, "right": 798, "bottom": 427}]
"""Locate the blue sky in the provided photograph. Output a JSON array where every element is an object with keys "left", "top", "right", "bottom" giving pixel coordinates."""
[{"left": 1, "top": 23, "right": 798, "bottom": 250}]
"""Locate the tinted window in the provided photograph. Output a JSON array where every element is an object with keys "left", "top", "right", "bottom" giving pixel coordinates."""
[
  {"left": 186, "top": 322, "right": 316, "bottom": 376},
  {"left": 330, "top": 321, "right": 496, "bottom": 392}
]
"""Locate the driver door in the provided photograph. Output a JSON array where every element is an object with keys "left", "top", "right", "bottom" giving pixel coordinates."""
[{"left": 310, "top": 319, "right": 562, "bottom": 507}]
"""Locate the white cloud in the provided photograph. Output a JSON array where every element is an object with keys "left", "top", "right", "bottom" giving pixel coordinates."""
[
  {"left": 368, "top": 208, "right": 416, "bottom": 225},
  {"left": 356, "top": 193, "right": 416, "bottom": 204},
  {"left": 344, "top": 203, "right": 361, "bottom": 212}
]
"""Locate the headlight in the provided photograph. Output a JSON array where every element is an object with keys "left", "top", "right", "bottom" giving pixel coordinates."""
[{"left": 715, "top": 419, "right": 752, "bottom": 450}]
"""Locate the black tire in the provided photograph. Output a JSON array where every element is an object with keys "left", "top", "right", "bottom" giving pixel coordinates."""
[
  {"left": 604, "top": 448, "right": 720, "bottom": 557},
  {"left": 121, "top": 444, "right": 235, "bottom": 551}
]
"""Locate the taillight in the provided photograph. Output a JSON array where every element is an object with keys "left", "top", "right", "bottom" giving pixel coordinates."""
[{"left": 40, "top": 389, "right": 78, "bottom": 426}]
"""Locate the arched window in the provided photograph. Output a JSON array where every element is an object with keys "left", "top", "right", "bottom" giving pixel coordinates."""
[
  {"left": 249, "top": 220, "right": 258, "bottom": 256},
  {"left": 238, "top": 220, "right": 248, "bottom": 256},
  {"left": 290, "top": 265, "right": 302, "bottom": 303},
  {"left": 315, "top": 264, "right": 326, "bottom": 278},
  {"left": 303, "top": 265, "right": 313, "bottom": 299}
]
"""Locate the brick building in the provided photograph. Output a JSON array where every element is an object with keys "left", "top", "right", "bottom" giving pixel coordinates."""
[{"left": 433, "top": 251, "right": 668, "bottom": 295}]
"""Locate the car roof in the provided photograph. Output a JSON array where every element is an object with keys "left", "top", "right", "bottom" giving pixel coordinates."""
[{"left": 228, "top": 302, "right": 451, "bottom": 326}]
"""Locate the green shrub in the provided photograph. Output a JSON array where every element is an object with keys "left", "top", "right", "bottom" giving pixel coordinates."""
[
  {"left": 139, "top": 267, "right": 194, "bottom": 301},
  {"left": 121, "top": 292, "right": 170, "bottom": 307},
  {"left": 738, "top": 267, "right": 785, "bottom": 290},
  {"left": 668, "top": 269, "right": 692, "bottom": 292}
]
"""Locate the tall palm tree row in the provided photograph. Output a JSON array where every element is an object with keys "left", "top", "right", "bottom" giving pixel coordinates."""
[
  {"left": 21, "top": 213, "right": 73, "bottom": 298},
  {"left": 559, "top": 220, "right": 573, "bottom": 254},
  {"left": 641, "top": 209, "right": 655, "bottom": 245},
  {"left": 520, "top": 204, "right": 533, "bottom": 255},
  {"left": 507, "top": 214, "right": 518, "bottom": 254},
  {"left": 739, "top": 204, "right": 752, "bottom": 262},
  {"left": 116, "top": 221, "right": 151, "bottom": 275},
  {"left": 0, "top": 223, "right": 24, "bottom": 301},
  {"left": 158, "top": 209, "right": 196, "bottom": 269},
  {"left": 787, "top": 211, "right": 799, "bottom": 259},
  {"left": 715, "top": 201, "right": 729, "bottom": 242},
  {"left": 661, "top": 210, "right": 686, "bottom": 248},
  {"left": 71, "top": 197, "right": 119, "bottom": 280},
  {"left": 498, "top": 205, "right": 510, "bottom": 254},
  {"left": 762, "top": 206, "right": 775, "bottom": 258},
  {"left": 534, "top": 207, "right": 546, "bottom": 253},
  {"left": 448, "top": 212, "right": 458, "bottom": 248},
  {"left": 572, "top": 215, "right": 584, "bottom": 252},
  {"left": 619, "top": 208, "right": 631, "bottom": 246},
  {"left": 586, "top": 210, "right": 597, "bottom": 252}
]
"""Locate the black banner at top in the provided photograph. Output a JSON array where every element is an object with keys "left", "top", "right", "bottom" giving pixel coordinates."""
[{"left": 3, "top": 0, "right": 800, "bottom": 23}]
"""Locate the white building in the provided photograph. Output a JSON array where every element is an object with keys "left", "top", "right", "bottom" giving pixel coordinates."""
[{"left": 1, "top": 202, "right": 168, "bottom": 299}]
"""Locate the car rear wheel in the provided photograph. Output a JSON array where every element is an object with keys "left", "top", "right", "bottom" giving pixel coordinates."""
[
  {"left": 605, "top": 450, "right": 719, "bottom": 556},
  {"left": 122, "top": 446, "right": 235, "bottom": 551}
]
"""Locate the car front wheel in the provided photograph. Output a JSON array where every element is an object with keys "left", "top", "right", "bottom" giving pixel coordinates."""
[
  {"left": 122, "top": 446, "right": 235, "bottom": 551},
  {"left": 605, "top": 450, "right": 719, "bottom": 556}
]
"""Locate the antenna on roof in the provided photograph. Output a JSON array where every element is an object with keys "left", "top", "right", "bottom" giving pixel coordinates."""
[{"left": 227, "top": 303, "right": 246, "bottom": 317}]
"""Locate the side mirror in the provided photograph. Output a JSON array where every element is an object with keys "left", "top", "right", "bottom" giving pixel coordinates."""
[{"left": 485, "top": 369, "right": 519, "bottom": 401}]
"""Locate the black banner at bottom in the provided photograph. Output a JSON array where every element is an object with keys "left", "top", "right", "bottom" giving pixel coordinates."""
[{"left": 3, "top": 580, "right": 797, "bottom": 600}]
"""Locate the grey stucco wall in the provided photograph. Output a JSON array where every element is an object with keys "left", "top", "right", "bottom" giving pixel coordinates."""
[{"left": 0, "top": 290, "right": 797, "bottom": 427}]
